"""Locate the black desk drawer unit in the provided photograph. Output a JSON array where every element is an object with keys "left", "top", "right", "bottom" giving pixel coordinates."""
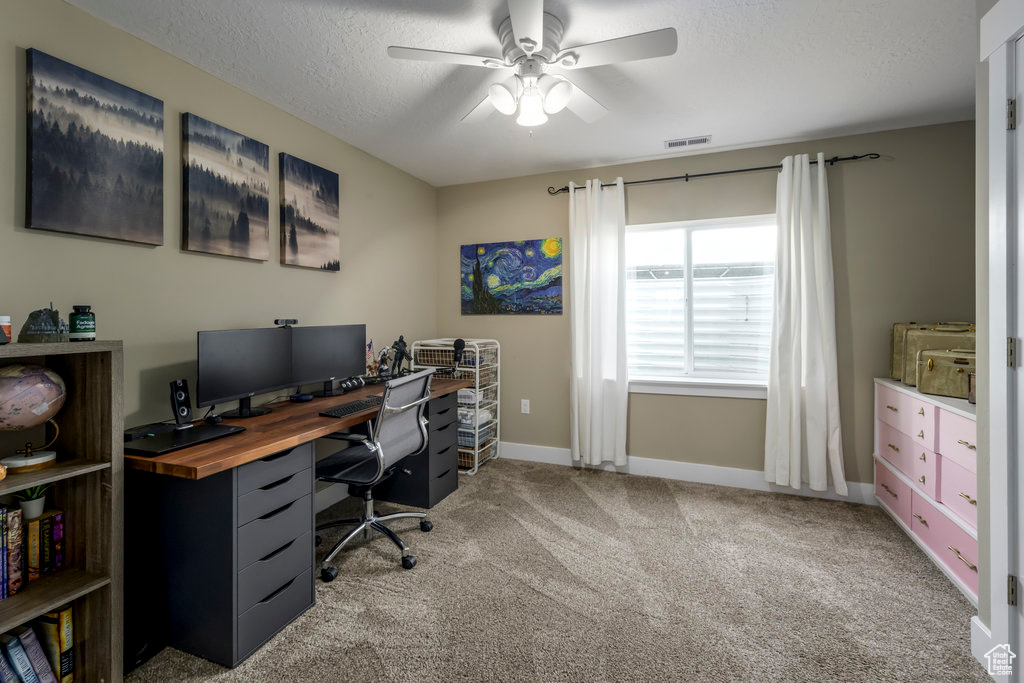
[
  {"left": 373, "top": 393, "right": 459, "bottom": 509},
  {"left": 129, "top": 441, "right": 316, "bottom": 668}
]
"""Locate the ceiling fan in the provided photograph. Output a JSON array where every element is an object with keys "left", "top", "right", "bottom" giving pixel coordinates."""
[{"left": 386, "top": 0, "right": 678, "bottom": 126}]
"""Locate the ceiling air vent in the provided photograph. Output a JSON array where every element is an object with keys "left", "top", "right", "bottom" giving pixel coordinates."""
[{"left": 664, "top": 135, "right": 712, "bottom": 149}]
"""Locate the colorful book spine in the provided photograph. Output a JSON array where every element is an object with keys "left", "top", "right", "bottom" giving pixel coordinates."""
[
  {"left": 35, "top": 605, "right": 73, "bottom": 683},
  {"left": 0, "top": 649, "right": 19, "bottom": 683},
  {"left": 24, "top": 519, "right": 41, "bottom": 582},
  {"left": 6, "top": 508, "right": 23, "bottom": 596},
  {"left": 40, "top": 515, "right": 52, "bottom": 575},
  {"left": 0, "top": 633, "right": 39, "bottom": 683},
  {"left": 0, "top": 508, "right": 7, "bottom": 600},
  {"left": 13, "top": 627, "right": 56, "bottom": 683},
  {"left": 51, "top": 512, "right": 63, "bottom": 571}
]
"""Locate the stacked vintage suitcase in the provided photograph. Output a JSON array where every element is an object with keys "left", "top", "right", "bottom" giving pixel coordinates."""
[{"left": 890, "top": 322, "right": 977, "bottom": 402}]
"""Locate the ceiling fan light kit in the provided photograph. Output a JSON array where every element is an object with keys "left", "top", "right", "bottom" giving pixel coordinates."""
[{"left": 387, "top": 0, "right": 678, "bottom": 127}]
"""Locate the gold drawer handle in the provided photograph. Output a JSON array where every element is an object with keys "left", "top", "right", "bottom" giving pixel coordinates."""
[
  {"left": 880, "top": 483, "right": 898, "bottom": 498},
  {"left": 958, "top": 492, "right": 977, "bottom": 506},
  {"left": 886, "top": 405, "right": 898, "bottom": 412},
  {"left": 948, "top": 546, "right": 978, "bottom": 572},
  {"left": 919, "top": 453, "right": 927, "bottom": 462},
  {"left": 917, "top": 430, "right": 925, "bottom": 438},
  {"left": 956, "top": 439, "right": 977, "bottom": 451},
  {"left": 888, "top": 443, "right": 900, "bottom": 453},
  {"left": 913, "top": 513, "right": 928, "bottom": 527},
  {"left": 918, "top": 475, "right": 926, "bottom": 484},
  {"left": 918, "top": 408, "right": 925, "bottom": 416}
]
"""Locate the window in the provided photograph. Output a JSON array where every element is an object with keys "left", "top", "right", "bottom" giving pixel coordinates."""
[{"left": 625, "top": 214, "right": 776, "bottom": 397}]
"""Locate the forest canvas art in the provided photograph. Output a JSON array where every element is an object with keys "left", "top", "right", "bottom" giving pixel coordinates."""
[
  {"left": 27, "top": 49, "right": 164, "bottom": 245},
  {"left": 461, "top": 239, "right": 563, "bottom": 314},
  {"left": 279, "top": 153, "right": 340, "bottom": 271},
  {"left": 182, "top": 114, "right": 270, "bottom": 260}
]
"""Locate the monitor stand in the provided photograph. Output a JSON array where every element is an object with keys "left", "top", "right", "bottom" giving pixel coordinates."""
[
  {"left": 220, "top": 397, "right": 271, "bottom": 419},
  {"left": 313, "top": 380, "right": 337, "bottom": 398}
]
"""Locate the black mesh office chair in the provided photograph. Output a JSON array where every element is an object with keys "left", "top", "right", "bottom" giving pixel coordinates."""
[{"left": 315, "top": 368, "right": 435, "bottom": 581}]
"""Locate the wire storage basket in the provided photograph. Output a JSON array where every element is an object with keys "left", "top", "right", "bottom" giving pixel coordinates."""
[{"left": 412, "top": 338, "right": 500, "bottom": 474}]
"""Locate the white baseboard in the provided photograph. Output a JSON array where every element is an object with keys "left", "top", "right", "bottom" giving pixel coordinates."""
[{"left": 499, "top": 442, "right": 876, "bottom": 505}]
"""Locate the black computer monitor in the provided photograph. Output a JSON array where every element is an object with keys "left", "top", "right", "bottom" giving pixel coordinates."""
[
  {"left": 197, "top": 327, "right": 293, "bottom": 418},
  {"left": 292, "top": 324, "right": 366, "bottom": 396}
]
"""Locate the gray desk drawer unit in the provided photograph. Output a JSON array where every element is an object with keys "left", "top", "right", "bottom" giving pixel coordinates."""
[
  {"left": 374, "top": 391, "right": 459, "bottom": 508},
  {"left": 136, "top": 442, "right": 316, "bottom": 668}
]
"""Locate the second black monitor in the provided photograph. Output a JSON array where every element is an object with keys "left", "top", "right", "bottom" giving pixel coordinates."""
[{"left": 292, "top": 324, "right": 366, "bottom": 396}]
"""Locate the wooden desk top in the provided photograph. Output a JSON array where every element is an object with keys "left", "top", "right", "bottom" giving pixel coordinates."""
[{"left": 124, "top": 378, "right": 471, "bottom": 480}]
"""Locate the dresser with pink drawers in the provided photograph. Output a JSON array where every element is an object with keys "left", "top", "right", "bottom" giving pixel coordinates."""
[{"left": 873, "top": 378, "right": 979, "bottom": 605}]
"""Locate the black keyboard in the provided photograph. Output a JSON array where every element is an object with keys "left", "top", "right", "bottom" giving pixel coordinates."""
[{"left": 319, "top": 396, "right": 382, "bottom": 419}]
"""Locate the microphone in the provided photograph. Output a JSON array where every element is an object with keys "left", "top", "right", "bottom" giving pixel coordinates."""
[{"left": 453, "top": 338, "right": 465, "bottom": 366}]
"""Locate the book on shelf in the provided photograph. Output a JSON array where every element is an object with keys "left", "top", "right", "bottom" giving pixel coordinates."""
[
  {"left": 0, "top": 632, "right": 39, "bottom": 683},
  {"left": 0, "top": 509, "right": 6, "bottom": 600},
  {"left": 35, "top": 605, "right": 73, "bottom": 683},
  {"left": 0, "top": 648, "right": 18, "bottom": 683},
  {"left": 23, "top": 510, "right": 64, "bottom": 584},
  {"left": 12, "top": 627, "right": 56, "bottom": 683},
  {"left": 24, "top": 518, "right": 41, "bottom": 583},
  {"left": 6, "top": 508, "right": 22, "bottom": 597}
]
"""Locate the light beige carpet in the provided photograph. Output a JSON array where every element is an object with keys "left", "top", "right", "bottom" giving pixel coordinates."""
[{"left": 128, "top": 458, "right": 988, "bottom": 682}]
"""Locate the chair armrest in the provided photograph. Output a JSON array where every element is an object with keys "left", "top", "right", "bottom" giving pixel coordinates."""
[{"left": 321, "top": 432, "right": 372, "bottom": 444}]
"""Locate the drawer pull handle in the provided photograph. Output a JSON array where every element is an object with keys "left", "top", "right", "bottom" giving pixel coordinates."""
[
  {"left": 917, "top": 430, "right": 924, "bottom": 439},
  {"left": 919, "top": 453, "right": 927, "bottom": 462},
  {"left": 947, "top": 546, "right": 977, "bottom": 572},
  {"left": 259, "top": 538, "right": 296, "bottom": 562},
  {"left": 880, "top": 483, "right": 898, "bottom": 499},
  {"left": 258, "top": 578, "right": 295, "bottom": 604},
  {"left": 918, "top": 475, "right": 926, "bottom": 484},
  {"left": 957, "top": 439, "right": 977, "bottom": 451},
  {"left": 260, "top": 473, "right": 296, "bottom": 491},
  {"left": 259, "top": 448, "right": 296, "bottom": 463},
  {"left": 436, "top": 468, "right": 452, "bottom": 479},
  {"left": 913, "top": 513, "right": 928, "bottom": 527},
  {"left": 958, "top": 492, "right": 978, "bottom": 506},
  {"left": 886, "top": 405, "right": 898, "bottom": 412},
  {"left": 259, "top": 500, "right": 295, "bottom": 520},
  {"left": 918, "top": 408, "right": 925, "bottom": 416},
  {"left": 887, "top": 443, "right": 900, "bottom": 453}
]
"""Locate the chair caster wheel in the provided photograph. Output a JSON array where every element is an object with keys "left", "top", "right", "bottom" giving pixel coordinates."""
[
  {"left": 315, "top": 535, "right": 322, "bottom": 547},
  {"left": 420, "top": 520, "right": 433, "bottom": 532},
  {"left": 401, "top": 555, "right": 417, "bottom": 570},
  {"left": 321, "top": 566, "right": 338, "bottom": 582}
]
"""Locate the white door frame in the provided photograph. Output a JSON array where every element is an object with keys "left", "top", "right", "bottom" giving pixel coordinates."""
[{"left": 976, "top": 0, "right": 1023, "bottom": 673}]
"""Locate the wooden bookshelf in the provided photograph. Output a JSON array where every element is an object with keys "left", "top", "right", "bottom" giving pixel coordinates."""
[{"left": 0, "top": 341, "right": 123, "bottom": 682}]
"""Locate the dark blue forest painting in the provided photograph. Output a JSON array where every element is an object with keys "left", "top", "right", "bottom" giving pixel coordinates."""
[
  {"left": 28, "top": 49, "right": 164, "bottom": 244},
  {"left": 461, "top": 239, "right": 562, "bottom": 315},
  {"left": 182, "top": 113, "right": 270, "bottom": 260},
  {"left": 279, "top": 153, "right": 340, "bottom": 271}
]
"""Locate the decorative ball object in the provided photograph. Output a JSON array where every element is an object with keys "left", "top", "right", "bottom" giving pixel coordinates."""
[{"left": 0, "top": 364, "right": 67, "bottom": 430}]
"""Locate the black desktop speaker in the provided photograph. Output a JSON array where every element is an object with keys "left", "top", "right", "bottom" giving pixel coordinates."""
[{"left": 170, "top": 379, "right": 193, "bottom": 426}]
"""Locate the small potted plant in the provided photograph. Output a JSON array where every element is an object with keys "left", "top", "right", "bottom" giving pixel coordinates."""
[{"left": 14, "top": 485, "right": 50, "bottom": 520}]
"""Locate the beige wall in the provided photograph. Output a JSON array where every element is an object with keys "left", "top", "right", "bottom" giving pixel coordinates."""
[
  {"left": 437, "top": 122, "right": 976, "bottom": 484},
  {"left": 0, "top": 0, "right": 437, "bottom": 428}
]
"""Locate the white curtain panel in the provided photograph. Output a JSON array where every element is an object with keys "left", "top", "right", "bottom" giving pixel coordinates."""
[
  {"left": 765, "top": 154, "right": 848, "bottom": 495},
  {"left": 569, "top": 179, "right": 628, "bottom": 467}
]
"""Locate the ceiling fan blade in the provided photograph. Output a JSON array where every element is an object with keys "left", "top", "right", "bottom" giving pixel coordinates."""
[
  {"left": 554, "top": 27, "right": 678, "bottom": 69},
  {"left": 387, "top": 46, "right": 508, "bottom": 69},
  {"left": 561, "top": 78, "right": 608, "bottom": 123},
  {"left": 507, "top": 0, "right": 544, "bottom": 53},
  {"left": 460, "top": 95, "right": 495, "bottom": 123}
]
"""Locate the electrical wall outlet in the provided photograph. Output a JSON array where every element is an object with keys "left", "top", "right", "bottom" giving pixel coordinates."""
[{"left": 521, "top": 399, "right": 530, "bottom": 414}]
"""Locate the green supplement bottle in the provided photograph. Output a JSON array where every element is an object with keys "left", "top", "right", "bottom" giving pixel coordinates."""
[{"left": 69, "top": 305, "right": 96, "bottom": 342}]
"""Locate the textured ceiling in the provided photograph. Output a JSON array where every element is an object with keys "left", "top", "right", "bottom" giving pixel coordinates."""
[{"left": 65, "top": 0, "right": 976, "bottom": 187}]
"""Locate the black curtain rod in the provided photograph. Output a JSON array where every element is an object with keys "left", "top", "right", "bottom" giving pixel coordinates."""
[{"left": 546, "top": 153, "right": 881, "bottom": 195}]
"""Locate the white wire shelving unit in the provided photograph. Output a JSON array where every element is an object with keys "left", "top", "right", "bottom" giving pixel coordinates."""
[{"left": 411, "top": 338, "right": 500, "bottom": 475}]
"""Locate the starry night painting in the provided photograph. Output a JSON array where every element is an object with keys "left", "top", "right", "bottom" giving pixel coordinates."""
[{"left": 461, "top": 238, "right": 562, "bottom": 315}]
